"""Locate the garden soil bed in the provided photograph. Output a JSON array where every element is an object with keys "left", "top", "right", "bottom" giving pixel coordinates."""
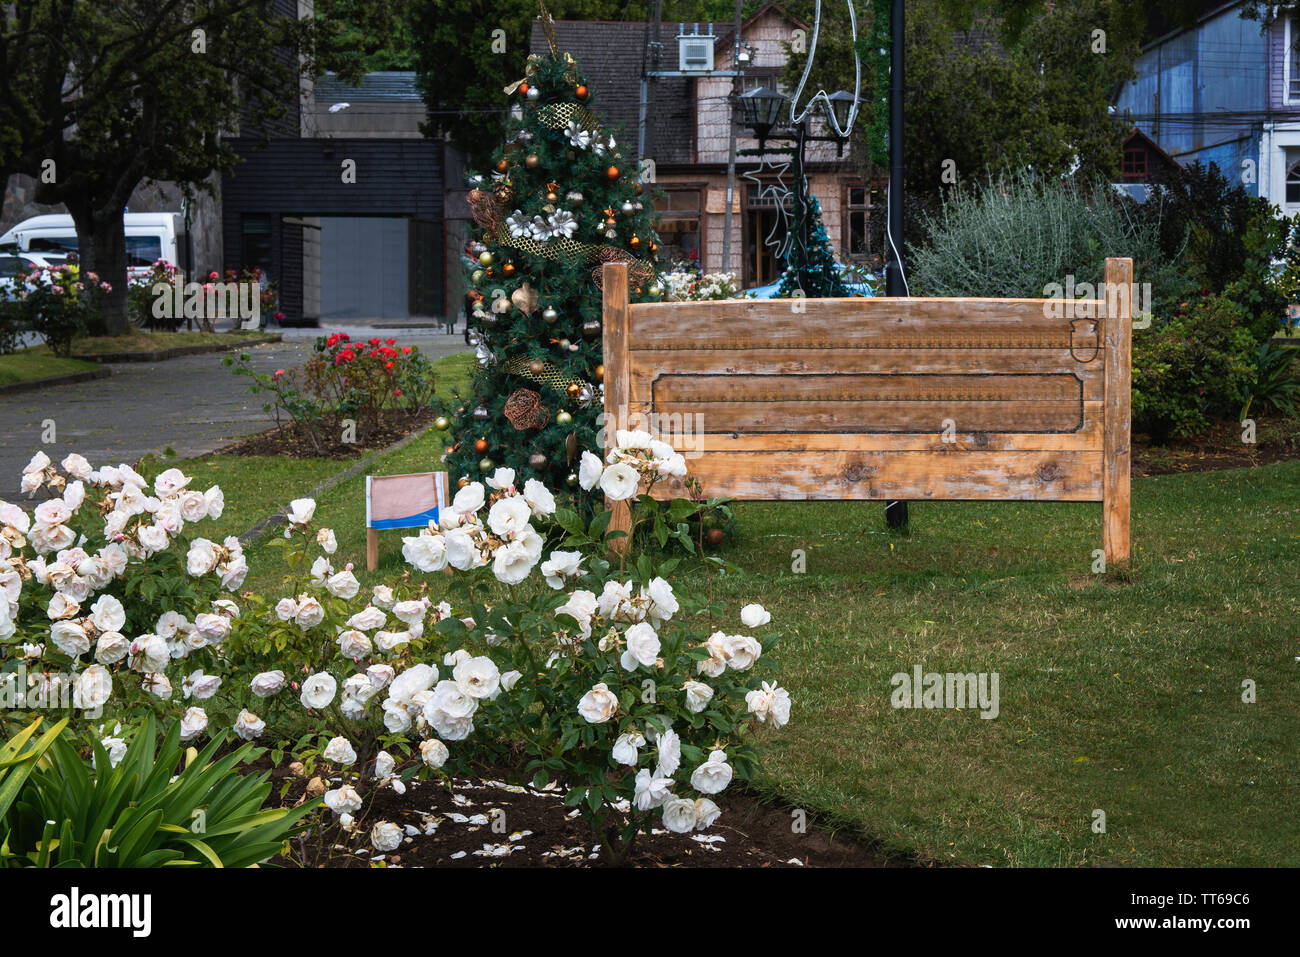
[
  {"left": 256, "top": 758, "right": 887, "bottom": 868},
  {"left": 1133, "top": 419, "right": 1300, "bottom": 477},
  {"left": 221, "top": 410, "right": 436, "bottom": 460}
]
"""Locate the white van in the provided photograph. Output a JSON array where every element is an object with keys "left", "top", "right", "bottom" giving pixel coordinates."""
[{"left": 0, "top": 212, "right": 181, "bottom": 279}]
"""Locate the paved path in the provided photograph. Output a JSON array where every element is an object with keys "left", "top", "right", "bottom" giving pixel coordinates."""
[{"left": 0, "top": 321, "right": 470, "bottom": 497}]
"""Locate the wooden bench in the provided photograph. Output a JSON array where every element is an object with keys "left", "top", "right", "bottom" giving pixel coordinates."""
[{"left": 600, "top": 258, "right": 1133, "bottom": 566}]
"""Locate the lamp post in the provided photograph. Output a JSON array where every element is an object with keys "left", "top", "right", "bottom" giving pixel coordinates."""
[
  {"left": 738, "top": 86, "right": 855, "bottom": 292},
  {"left": 884, "top": 0, "right": 908, "bottom": 533}
]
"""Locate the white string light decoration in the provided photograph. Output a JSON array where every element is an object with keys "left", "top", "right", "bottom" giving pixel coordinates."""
[{"left": 787, "top": 0, "right": 862, "bottom": 136}]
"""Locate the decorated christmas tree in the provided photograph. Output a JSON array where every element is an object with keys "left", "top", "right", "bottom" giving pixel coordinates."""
[
  {"left": 442, "top": 10, "right": 661, "bottom": 494},
  {"left": 777, "top": 191, "right": 849, "bottom": 298}
]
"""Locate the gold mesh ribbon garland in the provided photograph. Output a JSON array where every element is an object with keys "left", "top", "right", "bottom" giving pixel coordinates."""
[
  {"left": 503, "top": 388, "right": 552, "bottom": 430},
  {"left": 503, "top": 354, "right": 583, "bottom": 394}
]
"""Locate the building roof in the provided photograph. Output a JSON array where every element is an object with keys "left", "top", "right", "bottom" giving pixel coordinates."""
[
  {"left": 314, "top": 71, "right": 421, "bottom": 103},
  {"left": 528, "top": 20, "right": 703, "bottom": 166}
]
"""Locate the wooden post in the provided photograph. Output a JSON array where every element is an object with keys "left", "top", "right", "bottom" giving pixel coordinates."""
[
  {"left": 366, "top": 527, "right": 379, "bottom": 572},
  {"left": 1103, "top": 257, "right": 1132, "bottom": 568},
  {"left": 602, "top": 261, "right": 632, "bottom": 555}
]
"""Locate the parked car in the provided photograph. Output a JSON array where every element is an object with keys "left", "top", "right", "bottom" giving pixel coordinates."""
[
  {"left": 0, "top": 251, "right": 61, "bottom": 299},
  {"left": 0, "top": 212, "right": 181, "bottom": 280}
]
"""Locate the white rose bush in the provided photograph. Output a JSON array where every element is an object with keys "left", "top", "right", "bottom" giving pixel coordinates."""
[{"left": 0, "top": 439, "right": 791, "bottom": 865}]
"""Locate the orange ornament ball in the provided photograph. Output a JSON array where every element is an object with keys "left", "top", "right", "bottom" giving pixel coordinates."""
[
  {"left": 575, "top": 84, "right": 589, "bottom": 100},
  {"left": 495, "top": 159, "right": 508, "bottom": 174},
  {"left": 502, "top": 263, "right": 516, "bottom": 277},
  {"left": 519, "top": 82, "right": 530, "bottom": 96},
  {"left": 474, "top": 438, "right": 489, "bottom": 454},
  {"left": 629, "top": 235, "right": 641, "bottom": 249},
  {"left": 605, "top": 165, "right": 620, "bottom": 181}
]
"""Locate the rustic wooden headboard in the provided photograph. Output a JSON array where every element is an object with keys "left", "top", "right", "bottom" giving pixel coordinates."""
[{"left": 600, "top": 258, "right": 1132, "bottom": 565}]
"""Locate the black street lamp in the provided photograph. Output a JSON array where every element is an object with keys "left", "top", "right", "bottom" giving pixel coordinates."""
[{"left": 737, "top": 87, "right": 856, "bottom": 293}]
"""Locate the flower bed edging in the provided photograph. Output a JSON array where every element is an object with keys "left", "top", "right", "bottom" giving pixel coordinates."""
[
  {"left": 72, "top": 333, "right": 283, "bottom": 364},
  {"left": 0, "top": 366, "right": 111, "bottom": 396}
]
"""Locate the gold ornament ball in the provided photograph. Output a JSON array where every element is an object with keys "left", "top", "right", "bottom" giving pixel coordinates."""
[
  {"left": 566, "top": 382, "right": 582, "bottom": 398},
  {"left": 434, "top": 415, "right": 450, "bottom": 431},
  {"left": 595, "top": 364, "right": 604, "bottom": 381},
  {"left": 479, "top": 457, "right": 494, "bottom": 472},
  {"left": 545, "top": 191, "right": 558, "bottom": 203},
  {"left": 556, "top": 410, "right": 573, "bottom": 426},
  {"left": 471, "top": 269, "right": 485, "bottom": 286},
  {"left": 525, "top": 154, "right": 540, "bottom": 169},
  {"left": 528, "top": 453, "right": 547, "bottom": 469},
  {"left": 621, "top": 201, "right": 634, "bottom": 214},
  {"left": 542, "top": 307, "right": 558, "bottom": 323},
  {"left": 528, "top": 359, "right": 545, "bottom": 375},
  {"left": 478, "top": 251, "right": 494, "bottom": 267},
  {"left": 648, "top": 283, "right": 662, "bottom": 297}
]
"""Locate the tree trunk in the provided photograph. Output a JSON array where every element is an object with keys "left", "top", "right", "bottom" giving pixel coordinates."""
[{"left": 72, "top": 207, "right": 131, "bottom": 336}]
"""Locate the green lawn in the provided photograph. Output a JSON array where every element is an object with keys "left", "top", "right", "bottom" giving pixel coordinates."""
[
  {"left": 170, "top": 350, "right": 1298, "bottom": 867},
  {"left": 22, "top": 327, "right": 277, "bottom": 358},
  {"left": 0, "top": 351, "right": 101, "bottom": 386}
]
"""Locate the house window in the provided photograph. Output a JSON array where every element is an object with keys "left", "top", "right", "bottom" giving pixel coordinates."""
[
  {"left": 1289, "top": 16, "right": 1300, "bottom": 102},
  {"left": 1287, "top": 161, "right": 1300, "bottom": 205},
  {"left": 1121, "top": 148, "right": 1147, "bottom": 179},
  {"left": 844, "top": 184, "right": 872, "bottom": 258},
  {"left": 653, "top": 188, "right": 702, "bottom": 266},
  {"left": 741, "top": 73, "right": 780, "bottom": 93}
]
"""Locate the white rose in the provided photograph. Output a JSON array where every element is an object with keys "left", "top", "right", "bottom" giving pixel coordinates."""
[
  {"left": 612, "top": 731, "right": 645, "bottom": 766},
  {"left": 522, "top": 478, "right": 556, "bottom": 517},
  {"left": 309, "top": 555, "right": 333, "bottom": 586},
  {"left": 50, "top": 620, "right": 90, "bottom": 658},
  {"left": 294, "top": 597, "right": 325, "bottom": 630},
  {"left": 324, "top": 784, "right": 363, "bottom": 815},
  {"left": 444, "top": 527, "right": 479, "bottom": 571},
  {"left": 192, "top": 613, "right": 230, "bottom": 644},
  {"left": 661, "top": 796, "right": 697, "bottom": 834},
  {"left": 274, "top": 597, "right": 298, "bottom": 621},
  {"left": 250, "top": 670, "right": 286, "bottom": 697},
  {"left": 178, "top": 490, "right": 209, "bottom": 524},
  {"left": 697, "top": 631, "right": 730, "bottom": 678},
  {"left": 185, "top": 538, "right": 220, "bottom": 576},
  {"left": 745, "top": 681, "right": 792, "bottom": 728},
  {"left": 61, "top": 453, "right": 93, "bottom": 481},
  {"left": 285, "top": 498, "right": 316, "bottom": 526},
  {"left": 577, "top": 682, "right": 618, "bottom": 724},
  {"left": 180, "top": 706, "right": 208, "bottom": 742},
  {"left": 382, "top": 701, "right": 412, "bottom": 733},
  {"left": 451, "top": 482, "right": 485, "bottom": 515},
  {"left": 323, "top": 735, "right": 357, "bottom": 766},
  {"left": 374, "top": 629, "right": 412, "bottom": 652},
  {"left": 300, "top": 672, "right": 337, "bottom": 709},
  {"left": 598, "top": 462, "right": 640, "bottom": 501},
  {"left": 99, "top": 736, "right": 128, "bottom": 768},
  {"left": 337, "top": 629, "right": 372, "bottom": 659},
  {"left": 556, "top": 589, "right": 597, "bottom": 637},
  {"left": 371, "top": 584, "right": 396, "bottom": 609},
  {"left": 578, "top": 450, "right": 603, "bottom": 490},
  {"left": 740, "top": 603, "right": 771, "bottom": 628},
  {"left": 487, "top": 496, "right": 532, "bottom": 539},
  {"left": 689, "top": 750, "right": 733, "bottom": 795},
  {"left": 453, "top": 656, "right": 500, "bottom": 700},
  {"left": 694, "top": 798, "right": 722, "bottom": 830},
  {"left": 204, "top": 485, "right": 224, "bottom": 520},
  {"left": 183, "top": 669, "right": 222, "bottom": 700},
  {"left": 74, "top": 665, "right": 113, "bottom": 710},
  {"left": 347, "top": 606, "right": 387, "bottom": 631},
  {"left": 370, "top": 821, "right": 402, "bottom": 852},
  {"left": 325, "top": 570, "right": 360, "bottom": 600},
  {"left": 391, "top": 599, "right": 428, "bottom": 626},
  {"left": 725, "top": 634, "right": 762, "bottom": 671},
  {"left": 34, "top": 499, "right": 71, "bottom": 526},
  {"left": 500, "top": 670, "right": 522, "bottom": 692},
  {"left": 402, "top": 532, "right": 447, "bottom": 572},
  {"left": 633, "top": 768, "right": 673, "bottom": 811},
  {"left": 153, "top": 467, "right": 191, "bottom": 496},
  {"left": 646, "top": 577, "right": 679, "bottom": 621},
  {"left": 316, "top": 527, "right": 338, "bottom": 554},
  {"left": 485, "top": 467, "right": 515, "bottom": 491},
  {"left": 620, "top": 621, "right": 660, "bottom": 671},
  {"left": 540, "top": 550, "right": 583, "bottom": 589},
  {"left": 420, "top": 738, "right": 450, "bottom": 769},
  {"left": 683, "top": 680, "right": 714, "bottom": 714},
  {"left": 94, "top": 631, "right": 129, "bottom": 665},
  {"left": 654, "top": 727, "right": 681, "bottom": 778},
  {"left": 372, "top": 750, "right": 396, "bottom": 781},
  {"left": 387, "top": 663, "right": 437, "bottom": 707},
  {"left": 46, "top": 591, "right": 79, "bottom": 621},
  {"left": 128, "top": 633, "right": 169, "bottom": 672},
  {"left": 426, "top": 679, "right": 477, "bottom": 719},
  {"left": 492, "top": 539, "right": 535, "bottom": 585},
  {"left": 143, "top": 672, "right": 173, "bottom": 699},
  {"left": 367, "top": 663, "right": 395, "bottom": 690}
]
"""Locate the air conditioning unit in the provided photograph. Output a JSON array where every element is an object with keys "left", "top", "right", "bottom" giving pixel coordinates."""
[{"left": 678, "top": 33, "right": 714, "bottom": 73}]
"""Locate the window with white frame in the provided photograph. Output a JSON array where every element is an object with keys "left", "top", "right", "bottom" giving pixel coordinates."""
[
  {"left": 1289, "top": 16, "right": 1300, "bottom": 101},
  {"left": 1287, "top": 159, "right": 1300, "bottom": 205}
]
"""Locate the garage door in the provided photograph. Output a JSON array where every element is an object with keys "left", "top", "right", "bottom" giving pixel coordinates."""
[{"left": 320, "top": 217, "right": 409, "bottom": 319}]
